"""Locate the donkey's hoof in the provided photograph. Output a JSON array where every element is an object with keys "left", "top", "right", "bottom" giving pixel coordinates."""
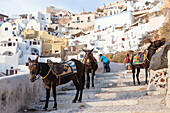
[
  {"left": 43, "top": 107, "right": 47, "bottom": 110},
  {"left": 86, "top": 86, "right": 89, "bottom": 89},
  {"left": 91, "top": 86, "right": 95, "bottom": 89},
  {"left": 72, "top": 100, "right": 76, "bottom": 103},
  {"left": 78, "top": 100, "right": 82, "bottom": 103},
  {"left": 53, "top": 106, "right": 57, "bottom": 110}
]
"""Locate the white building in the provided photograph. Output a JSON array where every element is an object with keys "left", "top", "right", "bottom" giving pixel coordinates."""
[
  {"left": 94, "top": 11, "right": 134, "bottom": 31},
  {"left": 0, "top": 21, "right": 43, "bottom": 75},
  {"left": 26, "top": 11, "right": 52, "bottom": 31},
  {"left": 0, "top": 22, "right": 21, "bottom": 38}
]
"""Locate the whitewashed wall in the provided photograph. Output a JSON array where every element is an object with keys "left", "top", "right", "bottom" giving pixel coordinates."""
[
  {"left": 26, "top": 19, "right": 42, "bottom": 31},
  {"left": 0, "top": 74, "right": 45, "bottom": 113},
  {"left": 96, "top": 62, "right": 126, "bottom": 74},
  {"left": 166, "top": 50, "right": 170, "bottom": 108},
  {"left": 94, "top": 11, "right": 133, "bottom": 31},
  {"left": 0, "top": 22, "right": 13, "bottom": 38}
]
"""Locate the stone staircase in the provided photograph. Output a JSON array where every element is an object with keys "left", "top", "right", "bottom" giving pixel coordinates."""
[{"left": 21, "top": 70, "right": 170, "bottom": 113}]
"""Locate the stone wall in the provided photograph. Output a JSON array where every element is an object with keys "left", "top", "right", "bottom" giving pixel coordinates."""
[
  {"left": 166, "top": 50, "right": 170, "bottom": 108},
  {"left": 0, "top": 74, "right": 45, "bottom": 113},
  {"left": 95, "top": 62, "right": 126, "bottom": 74}
]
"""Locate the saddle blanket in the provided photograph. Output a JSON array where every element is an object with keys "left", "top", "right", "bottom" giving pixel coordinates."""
[
  {"left": 133, "top": 50, "right": 148, "bottom": 65},
  {"left": 50, "top": 61, "right": 77, "bottom": 78}
]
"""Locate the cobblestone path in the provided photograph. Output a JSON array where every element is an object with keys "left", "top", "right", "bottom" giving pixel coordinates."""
[{"left": 20, "top": 70, "right": 170, "bottom": 113}]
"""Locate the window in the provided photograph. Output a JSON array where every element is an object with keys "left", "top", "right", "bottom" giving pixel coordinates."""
[
  {"left": 5, "top": 27, "right": 8, "bottom": 31},
  {"left": 77, "top": 17, "right": 79, "bottom": 21},
  {"left": 42, "top": 18, "right": 44, "bottom": 20},
  {"left": 31, "top": 16, "right": 35, "bottom": 19},
  {"left": 110, "top": 11, "right": 112, "bottom": 15},
  {"left": 33, "top": 42, "right": 37, "bottom": 45},
  {"left": 8, "top": 38, "right": 11, "bottom": 41},
  {"left": 13, "top": 43, "right": 15, "bottom": 46},
  {"left": 98, "top": 25, "right": 101, "bottom": 30},
  {"left": 30, "top": 41, "right": 32, "bottom": 45},
  {"left": 8, "top": 43, "right": 12, "bottom": 46},
  {"left": 87, "top": 17, "right": 91, "bottom": 22},
  {"left": 56, "top": 26, "right": 58, "bottom": 30}
]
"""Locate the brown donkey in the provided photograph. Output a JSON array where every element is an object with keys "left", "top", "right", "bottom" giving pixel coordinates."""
[
  {"left": 27, "top": 56, "right": 85, "bottom": 110},
  {"left": 82, "top": 48, "right": 98, "bottom": 88},
  {"left": 131, "top": 38, "right": 166, "bottom": 85}
]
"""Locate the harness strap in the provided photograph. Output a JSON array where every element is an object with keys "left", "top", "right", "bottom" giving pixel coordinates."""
[
  {"left": 142, "top": 63, "right": 145, "bottom": 68},
  {"left": 146, "top": 56, "right": 150, "bottom": 62},
  {"left": 41, "top": 68, "right": 51, "bottom": 79},
  {"left": 58, "top": 74, "right": 61, "bottom": 85}
]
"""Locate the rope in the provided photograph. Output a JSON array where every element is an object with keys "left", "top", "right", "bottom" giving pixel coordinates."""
[
  {"left": 41, "top": 68, "right": 51, "bottom": 79},
  {"left": 146, "top": 56, "right": 150, "bottom": 62}
]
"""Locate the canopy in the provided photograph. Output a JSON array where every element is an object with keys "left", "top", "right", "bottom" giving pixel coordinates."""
[{"left": 71, "top": 31, "right": 87, "bottom": 37}]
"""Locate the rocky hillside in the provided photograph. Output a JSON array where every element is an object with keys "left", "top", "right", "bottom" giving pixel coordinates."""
[{"left": 160, "top": 20, "right": 170, "bottom": 42}]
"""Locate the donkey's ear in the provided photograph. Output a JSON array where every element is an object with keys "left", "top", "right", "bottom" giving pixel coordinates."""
[
  {"left": 89, "top": 48, "right": 94, "bottom": 53},
  {"left": 82, "top": 48, "right": 87, "bottom": 52},
  {"left": 28, "top": 57, "right": 31, "bottom": 63},
  {"left": 148, "top": 39, "right": 153, "bottom": 44},
  {"left": 35, "top": 55, "right": 39, "bottom": 63}
]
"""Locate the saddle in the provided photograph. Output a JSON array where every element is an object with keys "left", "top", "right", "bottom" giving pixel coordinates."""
[
  {"left": 133, "top": 50, "right": 148, "bottom": 64},
  {"left": 47, "top": 59, "right": 64, "bottom": 75},
  {"left": 137, "top": 52, "right": 144, "bottom": 62},
  {"left": 47, "top": 59, "right": 77, "bottom": 76}
]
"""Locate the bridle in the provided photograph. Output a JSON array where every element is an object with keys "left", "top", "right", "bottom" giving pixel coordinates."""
[
  {"left": 83, "top": 53, "right": 95, "bottom": 65},
  {"left": 28, "top": 62, "right": 41, "bottom": 81}
]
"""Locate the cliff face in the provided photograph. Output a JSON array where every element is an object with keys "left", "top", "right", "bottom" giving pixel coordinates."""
[{"left": 160, "top": 20, "right": 170, "bottom": 42}]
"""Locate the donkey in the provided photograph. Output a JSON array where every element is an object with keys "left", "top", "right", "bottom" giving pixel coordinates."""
[
  {"left": 27, "top": 56, "right": 85, "bottom": 110},
  {"left": 82, "top": 48, "right": 98, "bottom": 88},
  {"left": 131, "top": 38, "right": 166, "bottom": 85}
]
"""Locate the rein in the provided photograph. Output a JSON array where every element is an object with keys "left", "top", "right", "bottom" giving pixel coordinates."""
[{"left": 40, "top": 65, "right": 62, "bottom": 85}]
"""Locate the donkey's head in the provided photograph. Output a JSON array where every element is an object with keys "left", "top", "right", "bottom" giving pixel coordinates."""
[
  {"left": 27, "top": 56, "right": 40, "bottom": 82},
  {"left": 82, "top": 48, "right": 94, "bottom": 66},
  {"left": 148, "top": 38, "right": 166, "bottom": 50}
]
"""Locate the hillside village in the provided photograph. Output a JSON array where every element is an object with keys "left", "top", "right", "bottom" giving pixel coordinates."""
[{"left": 0, "top": 0, "right": 170, "bottom": 76}]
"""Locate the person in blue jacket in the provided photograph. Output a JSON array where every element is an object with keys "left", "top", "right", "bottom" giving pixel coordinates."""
[{"left": 99, "top": 54, "right": 110, "bottom": 72}]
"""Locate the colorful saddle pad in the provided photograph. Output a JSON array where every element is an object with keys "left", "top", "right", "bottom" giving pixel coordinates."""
[
  {"left": 133, "top": 50, "right": 148, "bottom": 65},
  {"left": 50, "top": 60, "right": 77, "bottom": 78}
]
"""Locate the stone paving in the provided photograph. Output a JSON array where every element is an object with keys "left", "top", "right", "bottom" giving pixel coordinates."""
[{"left": 19, "top": 70, "right": 170, "bottom": 113}]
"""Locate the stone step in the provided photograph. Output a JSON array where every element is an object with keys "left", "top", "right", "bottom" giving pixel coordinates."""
[
  {"left": 101, "top": 85, "right": 148, "bottom": 92},
  {"left": 30, "top": 95, "right": 164, "bottom": 112}
]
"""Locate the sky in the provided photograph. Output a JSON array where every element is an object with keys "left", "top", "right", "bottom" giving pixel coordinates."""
[{"left": 0, "top": 0, "right": 119, "bottom": 17}]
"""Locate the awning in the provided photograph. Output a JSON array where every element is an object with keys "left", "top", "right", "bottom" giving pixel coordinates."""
[
  {"left": 131, "top": 21, "right": 139, "bottom": 27},
  {"left": 71, "top": 31, "right": 87, "bottom": 37},
  {"left": 136, "top": 13, "right": 147, "bottom": 18}
]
